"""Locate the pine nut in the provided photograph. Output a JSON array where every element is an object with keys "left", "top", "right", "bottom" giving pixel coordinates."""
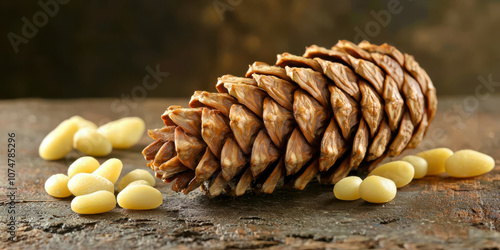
[
  {"left": 69, "top": 115, "right": 97, "bottom": 129},
  {"left": 68, "top": 156, "right": 100, "bottom": 178},
  {"left": 117, "top": 185, "right": 163, "bottom": 210},
  {"left": 445, "top": 149, "right": 495, "bottom": 178},
  {"left": 368, "top": 161, "right": 414, "bottom": 188},
  {"left": 98, "top": 117, "right": 145, "bottom": 149},
  {"left": 333, "top": 176, "right": 362, "bottom": 201},
  {"left": 67, "top": 173, "right": 114, "bottom": 196},
  {"left": 73, "top": 128, "right": 112, "bottom": 156},
  {"left": 71, "top": 191, "right": 116, "bottom": 214},
  {"left": 417, "top": 148, "right": 453, "bottom": 175},
  {"left": 359, "top": 176, "right": 397, "bottom": 203},
  {"left": 39, "top": 119, "right": 79, "bottom": 160},
  {"left": 93, "top": 158, "right": 123, "bottom": 184},
  {"left": 401, "top": 155, "right": 428, "bottom": 179},
  {"left": 117, "top": 169, "right": 155, "bottom": 192},
  {"left": 45, "top": 174, "right": 72, "bottom": 198}
]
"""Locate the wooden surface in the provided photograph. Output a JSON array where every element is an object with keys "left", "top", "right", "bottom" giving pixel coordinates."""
[{"left": 0, "top": 97, "right": 499, "bottom": 249}]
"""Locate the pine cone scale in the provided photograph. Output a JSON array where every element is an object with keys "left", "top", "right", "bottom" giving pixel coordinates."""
[
  {"left": 246, "top": 62, "right": 292, "bottom": 82},
  {"left": 162, "top": 107, "right": 203, "bottom": 137},
  {"left": 201, "top": 108, "right": 231, "bottom": 159},
  {"left": 293, "top": 158, "right": 320, "bottom": 190},
  {"left": 285, "top": 128, "right": 315, "bottom": 175},
  {"left": 317, "top": 59, "right": 362, "bottom": 102},
  {"left": 293, "top": 90, "right": 329, "bottom": 146},
  {"left": 227, "top": 84, "right": 266, "bottom": 118},
  {"left": 195, "top": 148, "right": 220, "bottom": 183},
  {"left": 147, "top": 126, "right": 176, "bottom": 141},
  {"left": 388, "top": 112, "right": 414, "bottom": 156},
  {"left": 359, "top": 81, "right": 384, "bottom": 137},
  {"left": 260, "top": 158, "right": 285, "bottom": 194},
  {"left": 408, "top": 113, "right": 429, "bottom": 148},
  {"left": 303, "top": 45, "right": 351, "bottom": 66},
  {"left": 250, "top": 130, "right": 280, "bottom": 177},
  {"left": 190, "top": 91, "right": 237, "bottom": 117},
  {"left": 262, "top": 97, "right": 296, "bottom": 149},
  {"left": 158, "top": 156, "right": 190, "bottom": 179},
  {"left": 229, "top": 104, "right": 263, "bottom": 155},
  {"left": 153, "top": 140, "right": 175, "bottom": 168},
  {"left": 253, "top": 74, "right": 296, "bottom": 111},
  {"left": 220, "top": 137, "right": 247, "bottom": 181},
  {"left": 142, "top": 139, "right": 165, "bottom": 161},
  {"left": 319, "top": 118, "right": 347, "bottom": 172},
  {"left": 276, "top": 52, "right": 323, "bottom": 72},
  {"left": 174, "top": 126, "right": 206, "bottom": 169},
  {"left": 354, "top": 59, "right": 386, "bottom": 94},
  {"left": 285, "top": 66, "right": 331, "bottom": 107},
  {"left": 371, "top": 53, "right": 404, "bottom": 89},
  {"left": 366, "top": 119, "right": 391, "bottom": 161},
  {"left": 402, "top": 72, "right": 425, "bottom": 125},
  {"left": 382, "top": 76, "right": 404, "bottom": 131},
  {"left": 329, "top": 85, "right": 360, "bottom": 140},
  {"left": 350, "top": 119, "right": 370, "bottom": 168}
]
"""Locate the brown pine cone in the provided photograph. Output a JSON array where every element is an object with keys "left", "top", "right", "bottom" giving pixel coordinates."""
[{"left": 142, "top": 40, "right": 437, "bottom": 197}]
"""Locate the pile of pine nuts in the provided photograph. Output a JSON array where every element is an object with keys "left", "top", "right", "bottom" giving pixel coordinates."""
[
  {"left": 334, "top": 148, "right": 495, "bottom": 203},
  {"left": 39, "top": 116, "right": 145, "bottom": 160},
  {"left": 45, "top": 156, "right": 163, "bottom": 214}
]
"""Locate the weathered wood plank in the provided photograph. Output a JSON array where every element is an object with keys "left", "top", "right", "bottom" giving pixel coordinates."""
[{"left": 0, "top": 97, "right": 499, "bottom": 249}]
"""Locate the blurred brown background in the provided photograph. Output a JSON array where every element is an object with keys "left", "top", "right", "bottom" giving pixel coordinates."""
[{"left": 1, "top": 0, "right": 500, "bottom": 99}]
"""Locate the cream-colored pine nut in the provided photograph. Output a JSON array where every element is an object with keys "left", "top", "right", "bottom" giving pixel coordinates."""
[
  {"left": 333, "top": 176, "right": 362, "bottom": 201},
  {"left": 417, "top": 148, "right": 453, "bottom": 176},
  {"left": 117, "top": 169, "right": 155, "bottom": 192},
  {"left": 92, "top": 158, "right": 123, "bottom": 185},
  {"left": 359, "top": 176, "right": 397, "bottom": 203},
  {"left": 39, "top": 119, "right": 79, "bottom": 160},
  {"left": 117, "top": 185, "right": 163, "bottom": 210},
  {"left": 73, "top": 128, "right": 112, "bottom": 156},
  {"left": 71, "top": 191, "right": 116, "bottom": 214},
  {"left": 67, "top": 173, "right": 114, "bottom": 196},
  {"left": 368, "top": 161, "right": 414, "bottom": 188},
  {"left": 45, "top": 174, "right": 72, "bottom": 198},
  {"left": 401, "top": 155, "right": 428, "bottom": 179},
  {"left": 445, "top": 149, "right": 495, "bottom": 178},
  {"left": 68, "top": 156, "right": 100, "bottom": 178},
  {"left": 98, "top": 117, "right": 145, "bottom": 149}
]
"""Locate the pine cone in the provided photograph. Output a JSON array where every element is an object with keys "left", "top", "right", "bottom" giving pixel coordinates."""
[{"left": 142, "top": 40, "right": 437, "bottom": 197}]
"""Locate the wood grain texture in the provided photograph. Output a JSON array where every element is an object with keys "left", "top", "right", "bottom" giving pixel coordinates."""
[{"left": 0, "top": 97, "right": 499, "bottom": 249}]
